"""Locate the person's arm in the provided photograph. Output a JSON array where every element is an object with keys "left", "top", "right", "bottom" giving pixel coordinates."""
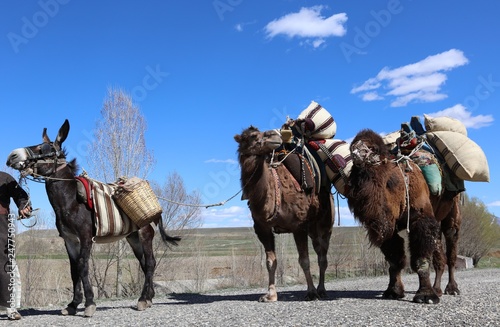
[{"left": 6, "top": 176, "right": 31, "bottom": 217}]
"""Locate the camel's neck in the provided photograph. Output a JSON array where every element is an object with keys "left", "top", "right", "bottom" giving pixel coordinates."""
[{"left": 239, "top": 154, "right": 272, "bottom": 201}]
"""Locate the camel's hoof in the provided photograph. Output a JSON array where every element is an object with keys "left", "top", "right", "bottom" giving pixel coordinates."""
[
  {"left": 413, "top": 293, "right": 440, "bottom": 304},
  {"left": 383, "top": 289, "right": 405, "bottom": 300},
  {"left": 84, "top": 304, "right": 96, "bottom": 317},
  {"left": 444, "top": 284, "right": 460, "bottom": 296},
  {"left": 258, "top": 294, "right": 277, "bottom": 302},
  {"left": 137, "top": 300, "right": 151, "bottom": 311},
  {"left": 61, "top": 306, "right": 77, "bottom": 316}
]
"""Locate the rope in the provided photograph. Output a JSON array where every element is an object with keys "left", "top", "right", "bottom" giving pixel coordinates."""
[{"left": 397, "top": 162, "right": 411, "bottom": 234}]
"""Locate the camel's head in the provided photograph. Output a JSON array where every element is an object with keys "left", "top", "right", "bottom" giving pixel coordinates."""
[
  {"left": 234, "top": 126, "right": 283, "bottom": 156},
  {"left": 350, "top": 128, "right": 389, "bottom": 167}
]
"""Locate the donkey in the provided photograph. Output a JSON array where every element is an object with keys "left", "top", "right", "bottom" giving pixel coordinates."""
[{"left": 6, "top": 119, "right": 180, "bottom": 317}]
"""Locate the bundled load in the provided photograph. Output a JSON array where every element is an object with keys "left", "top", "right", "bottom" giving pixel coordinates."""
[
  {"left": 384, "top": 114, "right": 490, "bottom": 196},
  {"left": 294, "top": 101, "right": 337, "bottom": 140},
  {"left": 113, "top": 176, "right": 163, "bottom": 228},
  {"left": 423, "top": 115, "right": 489, "bottom": 182},
  {"left": 307, "top": 139, "right": 352, "bottom": 196},
  {"left": 284, "top": 101, "right": 351, "bottom": 196}
]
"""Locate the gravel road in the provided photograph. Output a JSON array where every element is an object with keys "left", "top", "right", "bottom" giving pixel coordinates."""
[{"left": 3, "top": 268, "right": 499, "bottom": 326}]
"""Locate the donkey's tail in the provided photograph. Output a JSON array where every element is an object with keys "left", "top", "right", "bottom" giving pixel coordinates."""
[{"left": 158, "top": 216, "right": 181, "bottom": 246}]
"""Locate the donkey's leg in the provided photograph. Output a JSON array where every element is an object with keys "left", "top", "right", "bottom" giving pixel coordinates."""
[
  {"left": 127, "top": 227, "right": 156, "bottom": 311},
  {"left": 409, "top": 217, "right": 441, "bottom": 304},
  {"left": 254, "top": 223, "right": 277, "bottom": 302},
  {"left": 293, "top": 230, "right": 318, "bottom": 301},
  {"left": 380, "top": 232, "right": 407, "bottom": 299},
  {"left": 310, "top": 192, "right": 334, "bottom": 299},
  {"left": 61, "top": 240, "right": 83, "bottom": 315},
  {"left": 78, "top": 237, "right": 96, "bottom": 317},
  {"left": 441, "top": 196, "right": 461, "bottom": 295}
]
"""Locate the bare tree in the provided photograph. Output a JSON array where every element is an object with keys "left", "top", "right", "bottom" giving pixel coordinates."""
[
  {"left": 459, "top": 194, "right": 500, "bottom": 266},
  {"left": 86, "top": 87, "right": 155, "bottom": 297},
  {"left": 87, "top": 87, "right": 155, "bottom": 182},
  {"left": 152, "top": 172, "right": 202, "bottom": 231},
  {"left": 151, "top": 172, "right": 202, "bottom": 275}
]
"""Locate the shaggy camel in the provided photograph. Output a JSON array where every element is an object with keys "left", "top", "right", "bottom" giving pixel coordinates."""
[
  {"left": 347, "top": 129, "right": 444, "bottom": 304},
  {"left": 234, "top": 126, "right": 334, "bottom": 302}
]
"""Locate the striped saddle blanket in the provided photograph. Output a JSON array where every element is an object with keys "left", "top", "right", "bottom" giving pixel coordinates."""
[{"left": 82, "top": 178, "right": 138, "bottom": 238}]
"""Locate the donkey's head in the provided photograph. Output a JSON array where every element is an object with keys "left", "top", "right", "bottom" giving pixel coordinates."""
[{"left": 6, "top": 119, "right": 70, "bottom": 177}]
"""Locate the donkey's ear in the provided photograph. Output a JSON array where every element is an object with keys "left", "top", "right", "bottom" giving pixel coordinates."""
[
  {"left": 42, "top": 127, "right": 51, "bottom": 143},
  {"left": 55, "top": 119, "right": 70, "bottom": 147}
]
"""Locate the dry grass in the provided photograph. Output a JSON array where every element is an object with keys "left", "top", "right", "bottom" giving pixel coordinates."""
[{"left": 13, "top": 226, "right": 417, "bottom": 307}]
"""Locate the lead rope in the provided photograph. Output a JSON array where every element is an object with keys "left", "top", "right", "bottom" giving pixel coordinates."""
[{"left": 395, "top": 159, "right": 412, "bottom": 234}]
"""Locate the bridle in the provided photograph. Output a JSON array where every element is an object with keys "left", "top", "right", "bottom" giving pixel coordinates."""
[{"left": 21, "top": 142, "right": 68, "bottom": 180}]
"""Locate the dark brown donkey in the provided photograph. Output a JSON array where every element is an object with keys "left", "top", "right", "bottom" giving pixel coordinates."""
[
  {"left": 6, "top": 120, "right": 180, "bottom": 317},
  {"left": 234, "top": 126, "right": 334, "bottom": 301}
]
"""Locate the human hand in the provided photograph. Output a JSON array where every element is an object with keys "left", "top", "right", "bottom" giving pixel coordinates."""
[{"left": 19, "top": 206, "right": 32, "bottom": 218}]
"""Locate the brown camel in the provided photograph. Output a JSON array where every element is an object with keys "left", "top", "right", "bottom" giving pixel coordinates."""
[
  {"left": 347, "top": 129, "right": 445, "bottom": 304},
  {"left": 234, "top": 126, "right": 334, "bottom": 302}
]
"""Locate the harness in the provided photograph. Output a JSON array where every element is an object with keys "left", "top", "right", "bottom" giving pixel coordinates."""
[{"left": 22, "top": 143, "right": 67, "bottom": 179}]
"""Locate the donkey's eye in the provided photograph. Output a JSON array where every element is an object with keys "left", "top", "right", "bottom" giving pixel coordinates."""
[{"left": 41, "top": 143, "right": 52, "bottom": 154}]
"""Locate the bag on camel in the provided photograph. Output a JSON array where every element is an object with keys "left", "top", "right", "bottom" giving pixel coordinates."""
[
  {"left": 426, "top": 131, "right": 490, "bottom": 182},
  {"left": 424, "top": 114, "right": 467, "bottom": 136},
  {"left": 294, "top": 101, "right": 337, "bottom": 140},
  {"left": 307, "top": 139, "right": 352, "bottom": 196},
  {"left": 410, "top": 150, "right": 443, "bottom": 195}
]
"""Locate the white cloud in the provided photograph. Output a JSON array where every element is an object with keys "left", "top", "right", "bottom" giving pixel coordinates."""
[
  {"left": 200, "top": 205, "right": 252, "bottom": 228},
  {"left": 235, "top": 24, "right": 243, "bottom": 32},
  {"left": 488, "top": 201, "right": 500, "bottom": 207},
  {"left": 265, "top": 6, "right": 347, "bottom": 48},
  {"left": 361, "top": 91, "right": 383, "bottom": 101},
  {"left": 351, "top": 49, "right": 469, "bottom": 107},
  {"left": 425, "top": 104, "right": 494, "bottom": 129}
]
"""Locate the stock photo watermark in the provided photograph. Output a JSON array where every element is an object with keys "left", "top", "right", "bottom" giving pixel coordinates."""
[
  {"left": 213, "top": 0, "right": 243, "bottom": 21},
  {"left": 464, "top": 74, "right": 500, "bottom": 110},
  {"left": 339, "top": 0, "right": 409, "bottom": 63},
  {"left": 201, "top": 105, "right": 291, "bottom": 204},
  {"left": 131, "top": 65, "right": 168, "bottom": 102},
  {"left": 6, "top": 214, "right": 17, "bottom": 309},
  {"left": 7, "top": 0, "right": 70, "bottom": 54}
]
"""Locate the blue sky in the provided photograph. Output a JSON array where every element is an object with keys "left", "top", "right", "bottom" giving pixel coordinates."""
[{"left": 1, "top": 1, "right": 498, "bottom": 229}]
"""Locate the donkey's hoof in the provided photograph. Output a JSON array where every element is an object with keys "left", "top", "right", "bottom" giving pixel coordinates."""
[
  {"left": 137, "top": 300, "right": 152, "bottom": 311},
  {"left": 84, "top": 304, "right": 96, "bottom": 317},
  {"left": 61, "top": 306, "right": 77, "bottom": 316}
]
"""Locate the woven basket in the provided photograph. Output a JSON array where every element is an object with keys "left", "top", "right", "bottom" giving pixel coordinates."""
[{"left": 113, "top": 180, "right": 162, "bottom": 228}]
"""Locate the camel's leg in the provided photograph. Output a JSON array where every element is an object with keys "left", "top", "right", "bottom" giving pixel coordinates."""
[
  {"left": 409, "top": 217, "right": 441, "bottom": 304},
  {"left": 310, "top": 192, "right": 334, "bottom": 299},
  {"left": 380, "top": 233, "right": 406, "bottom": 299},
  {"left": 254, "top": 223, "right": 278, "bottom": 302},
  {"left": 431, "top": 236, "right": 446, "bottom": 296},
  {"left": 293, "top": 230, "right": 318, "bottom": 301},
  {"left": 441, "top": 196, "right": 461, "bottom": 295}
]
